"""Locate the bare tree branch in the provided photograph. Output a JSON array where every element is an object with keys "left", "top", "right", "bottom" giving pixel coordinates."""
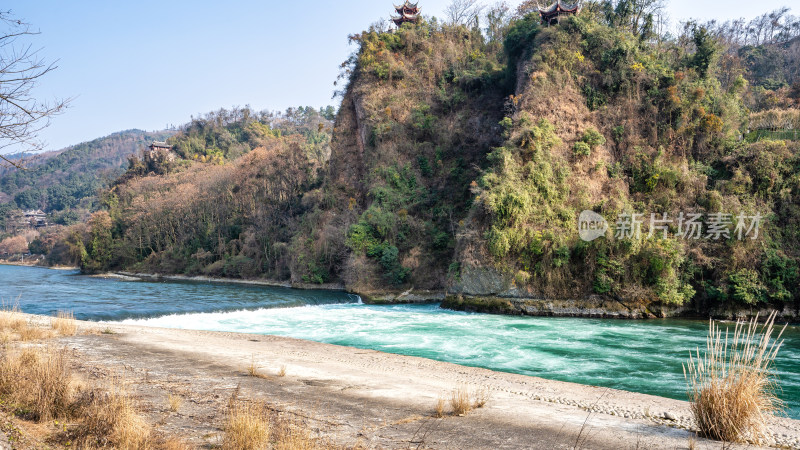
[
  {"left": 0, "top": 10, "right": 69, "bottom": 169},
  {"left": 446, "top": 0, "right": 487, "bottom": 27}
]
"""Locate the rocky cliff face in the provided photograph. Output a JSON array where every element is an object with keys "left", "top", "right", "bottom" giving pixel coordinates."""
[
  {"left": 313, "top": 17, "right": 800, "bottom": 319},
  {"left": 317, "top": 23, "right": 506, "bottom": 296}
]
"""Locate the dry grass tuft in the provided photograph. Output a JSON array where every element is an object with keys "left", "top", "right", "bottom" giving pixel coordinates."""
[
  {"left": 51, "top": 310, "right": 78, "bottom": 336},
  {"left": 0, "top": 304, "right": 26, "bottom": 331},
  {"left": 448, "top": 386, "right": 489, "bottom": 416},
  {"left": 167, "top": 394, "right": 183, "bottom": 413},
  {"left": 0, "top": 304, "right": 52, "bottom": 341},
  {"left": 0, "top": 345, "right": 74, "bottom": 421},
  {"left": 223, "top": 399, "right": 342, "bottom": 450},
  {"left": 684, "top": 312, "right": 786, "bottom": 443},
  {"left": 72, "top": 381, "right": 152, "bottom": 449},
  {"left": 247, "top": 355, "right": 269, "bottom": 379},
  {"left": 223, "top": 401, "right": 270, "bottom": 450},
  {"left": 473, "top": 387, "right": 490, "bottom": 408},
  {"left": 17, "top": 322, "right": 52, "bottom": 341},
  {"left": 277, "top": 365, "right": 287, "bottom": 377},
  {"left": 450, "top": 386, "right": 472, "bottom": 416},
  {"left": 434, "top": 396, "right": 446, "bottom": 418}
]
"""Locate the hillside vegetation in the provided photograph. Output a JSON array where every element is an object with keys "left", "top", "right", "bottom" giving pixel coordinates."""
[
  {"left": 56, "top": 107, "right": 335, "bottom": 277},
  {"left": 0, "top": 130, "right": 175, "bottom": 226},
  {"left": 47, "top": 2, "right": 800, "bottom": 316}
]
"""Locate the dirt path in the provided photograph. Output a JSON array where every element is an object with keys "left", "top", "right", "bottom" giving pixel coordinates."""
[{"left": 43, "top": 321, "right": 799, "bottom": 449}]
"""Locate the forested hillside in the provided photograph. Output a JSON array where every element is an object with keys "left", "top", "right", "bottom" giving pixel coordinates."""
[
  {"left": 60, "top": 106, "right": 335, "bottom": 276},
  {"left": 0, "top": 130, "right": 175, "bottom": 224},
  {"left": 54, "top": 2, "right": 800, "bottom": 317},
  {"left": 450, "top": 5, "right": 799, "bottom": 315}
]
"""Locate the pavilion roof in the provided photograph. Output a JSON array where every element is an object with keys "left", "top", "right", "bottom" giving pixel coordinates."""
[{"left": 537, "top": 0, "right": 581, "bottom": 15}]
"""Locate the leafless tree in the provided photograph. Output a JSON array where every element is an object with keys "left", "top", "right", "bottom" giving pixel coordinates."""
[
  {"left": 0, "top": 11, "right": 69, "bottom": 168},
  {"left": 703, "top": 8, "right": 800, "bottom": 48},
  {"left": 445, "top": 0, "right": 486, "bottom": 27},
  {"left": 484, "top": 2, "right": 512, "bottom": 43}
]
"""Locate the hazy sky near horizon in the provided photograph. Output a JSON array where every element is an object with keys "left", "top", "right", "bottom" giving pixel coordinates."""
[{"left": 2, "top": 0, "right": 794, "bottom": 154}]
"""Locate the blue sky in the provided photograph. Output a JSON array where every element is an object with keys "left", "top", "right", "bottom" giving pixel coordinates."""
[{"left": 2, "top": 0, "right": 794, "bottom": 154}]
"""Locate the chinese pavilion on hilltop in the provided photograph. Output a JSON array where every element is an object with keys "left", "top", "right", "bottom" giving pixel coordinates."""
[
  {"left": 536, "top": 0, "right": 581, "bottom": 25},
  {"left": 392, "top": 1, "right": 420, "bottom": 27}
]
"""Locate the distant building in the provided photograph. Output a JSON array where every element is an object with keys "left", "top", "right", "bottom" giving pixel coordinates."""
[
  {"left": 536, "top": 0, "right": 581, "bottom": 25},
  {"left": 145, "top": 141, "right": 176, "bottom": 163},
  {"left": 392, "top": 1, "right": 420, "bottom": 27},
  {"left": 22, "top": 209, "right": 47, "bottom": 228}
]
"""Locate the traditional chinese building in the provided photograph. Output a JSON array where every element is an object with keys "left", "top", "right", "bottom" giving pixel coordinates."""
[
  {"left": 145, "top": 141, "right": 176, "bottom": 163},
  {"left": 22, "top": 210, "right": 47, "bottom": 228},
  {"left": 536, "top": 0, "right": 581, "bottom": 25},
  {"left": 392, "top": 1, "right": 420, "bottom": 27}
]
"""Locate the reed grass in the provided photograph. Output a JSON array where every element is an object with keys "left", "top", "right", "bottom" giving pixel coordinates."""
[
  {"left": 684, "top": 312, "right": 786, "bottom": 443},
  {"left": 0, "top": 303, "right": 26, "bottom": 331}
]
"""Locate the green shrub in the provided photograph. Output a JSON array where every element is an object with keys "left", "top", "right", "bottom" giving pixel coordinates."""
[
  {"left": 573, "top": 141, "right": 591, "bottom": 158},
  {"left": 581, "top": 128, "right": 606, "bottom": 148},
  {"left": 761, "top": 251, "right": 798, "bottom": 303},
  {"left": 412, "top": 104, "right": 437, "bottom": 132},
  {"left": 728, "top": 269, "right": 767, "bottom": 305},
  {"left": 418, "top": 155, "right": 433, "bottom": 177},
  {"left": 612, "top": 125, "right": 625, "bottom": 144}
]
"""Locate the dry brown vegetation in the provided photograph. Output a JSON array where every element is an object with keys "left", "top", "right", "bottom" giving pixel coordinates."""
[
  {"left": 224, "top": 398, "right": 350, "bottom": 450},
  {"left": 0, "top": 345, "right": 73, "bottom": 421},
  {"left": 450, "top": 386, "right": 472, "bottom": 416},
  {"left": 167, "top": 393, "right": 183, "bottom": 413},
  {"left": 0, "top": 311, "right": 360, "bottom": 449},
  {"left": 444, "top": 386, "right": 490, "bottom": 417},
  {"left": 0, "top": 305, "right": 53, "bottom": 342},
  {"left": 247, "top": 355, "right": 269, "bottom": 379},
  {"left": 0, "top": 311, "right": 155, "bottom": 448},
  {"left": 0, "top": 234, "right": 30, "bottom": 255},
  {"left": 434, "top": 396, "right": 446, "bottom": 418},
  {"left": 224, "top": 401, "right": 271, "bottom": 449},
  {"left": 51, "top": 310, "right": 78, "bottom": 336},
  {"left": 71, "top": 381, "right": 153, "bottom": 449},
  {"left": 684, "top": 312, "right": 786, "bottom": 443}
]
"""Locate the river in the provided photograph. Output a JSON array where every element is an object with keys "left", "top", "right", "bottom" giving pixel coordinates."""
[{"left": 2, "top": 265, "right": 799, "bottom": 419}]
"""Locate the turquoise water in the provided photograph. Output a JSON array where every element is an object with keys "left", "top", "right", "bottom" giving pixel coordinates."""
[{"left": 2, "top": 265, "right": 799, "bottom": 418}]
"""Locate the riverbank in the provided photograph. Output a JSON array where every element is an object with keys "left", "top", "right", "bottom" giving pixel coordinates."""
[
  {"left": 7, "top": 313, "right": 800, "bottom": 449},
  {"left": 0, "top": 259, "right": 77, "bottom": 271},
  {"left": 103, "top": 270, "right": 798, "bottom": 323},
  {"left": 110, "top": 271, "right": 350, "bottom": 291},
  {"left": 442, "top": 294, "right": 800, "bottom": 323}
]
